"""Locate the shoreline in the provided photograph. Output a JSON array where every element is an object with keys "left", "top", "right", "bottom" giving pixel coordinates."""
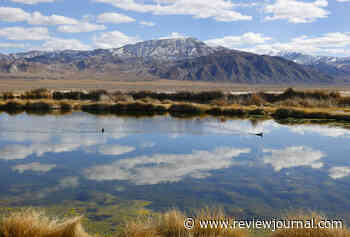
[
  {"left": 1, "top": 208, "right": 349, "bottom": 237},
  {"left": 1, "top": 88, "right": 350, "bottom": 123}
]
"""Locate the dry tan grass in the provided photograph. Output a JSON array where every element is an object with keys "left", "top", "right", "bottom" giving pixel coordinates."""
[
  {"left": 270, "top": 211, "right": 350, "bottom": 237},
  {"left": 1, "top": 208, "right": 350, "bottom": 237},
  {"left": 120, "top": 209, "right": 249, "bottom": 237},
  {"left": 0, "top": 209, "right": 91, "bottom": 237}
]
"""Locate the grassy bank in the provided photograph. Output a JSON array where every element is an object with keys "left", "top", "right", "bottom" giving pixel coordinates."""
[
  {"left": 1, "top": 208, "right": 349, "bottom": 237},
  {"left": 1, "top": 88, "right": 350, "bottom": 121}
]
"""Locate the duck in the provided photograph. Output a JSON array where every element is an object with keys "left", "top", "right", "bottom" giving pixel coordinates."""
[{"left": 255, "top": 132, "right": 263, "bottom": 137}]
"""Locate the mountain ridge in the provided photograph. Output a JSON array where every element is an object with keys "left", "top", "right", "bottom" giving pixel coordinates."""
[
  {"left": 152, "top": 49, "right": 332, "bottom": 83},
  {"left": 272, "top": 51, "right": 350, "bottom": 79},
  {"left": 0, "top": 38, "right": 336, "bottom": 84}
]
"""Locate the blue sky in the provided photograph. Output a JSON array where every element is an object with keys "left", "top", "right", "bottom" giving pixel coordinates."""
[{"left": 0, "top": 0, "right": 350, "bottom": 56}]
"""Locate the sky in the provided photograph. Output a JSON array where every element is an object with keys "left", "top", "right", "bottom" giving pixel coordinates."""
[{"left": 0, "top": 0, "right": 349, "bottom": 56}]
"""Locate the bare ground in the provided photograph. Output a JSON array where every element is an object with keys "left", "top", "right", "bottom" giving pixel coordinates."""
[{"left": 2, "top": 78, "right": 350, "bottom": 94}]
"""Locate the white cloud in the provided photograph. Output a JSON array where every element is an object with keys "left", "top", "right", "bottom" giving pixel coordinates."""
[
  {"left": 231, "top": 32, "right": 350, "bottom": 56},
  {"left": 58, "top": 176, "right": 79, "bottom": 188},
  {"left": 0, "top": 42, "right": 29, "bottom": 49},
  {"left": 97, "top": 12, "right": 136, "bottom": 24},
  {"left": 41, "top": 38, "right": 91, "bottom": 51},
  {"left": 263, "top": 146, "right": 325, "bottom": 171},
  {"left": 0, "top": 114, "right": 128, "bottom": 160},
  {"left": 57, "top": 23, "right": 106, "bottom": 33},
  {"left": 160, "top": 32, "right": 187, "bottom": 39},
  {"left": 0, "top": 142, "right": 83, "bottom": 160},
  {"left": 336, "top": 0, "right": 350, "bottom": 2},
  {"left": 0, "top": 27, "right": 50, "bottom": 41},
  {"left": 290, "top": 125, "right": 350, "bottom": 138},
  {"left": 84, "top": 147, "right": 251, "bottom": 185},
  {"left": 205, "top": 119, "right": 277, "bottom": 136},
  {"left": 12, "top": 162, "right": 56, "bottom": 173},
  {"left": 140, "top": 21, "right": 156, "bottom": 27},
  {"left": 329, "top": 167, "right": 350, "bottom": 179},
  {"left": 264, "top": 0, "right": 329, "bottom": 23},
  {"left": 205, "top": 32, "right": 272, "bottom": 48},
  {"left": 140, "top": 141, "right": 156, "bottom": 148},
  {"left": 94, "top": 0, "right": 252, "bottom": 22},
  {"left": 28, "top": 11, "right": 79, "bottom": 25},
  {"left": 93, "top": 30, "right": 140, "bottom": 49},
  {"left": 97, "top": 144, "right": 135, "bottom": 155},
  {"left": 0, "top": 7, "right": 31, "bottom": 22},
  {"left": 0, "top": 7, "right": 78, "bottom": 25},
  {"left": 10, "top": 0, "right": 56, "bottom": 4},
  {"left": 0, "top": 144, "right": 40, "bottom": 160}
]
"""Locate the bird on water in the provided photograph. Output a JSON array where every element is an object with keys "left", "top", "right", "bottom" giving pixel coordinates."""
[{"left": 255, "top": 132, "right": 263, "bottom": 137}]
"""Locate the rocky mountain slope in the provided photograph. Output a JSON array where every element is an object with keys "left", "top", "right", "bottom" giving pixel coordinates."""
[
  {"left": 274, "top": 51, "right": 350, "bottom": 79},
  {"left": 112, "top": 37, "right": 218, "bottom": 61},
  {"left": 0, "top": 38, "right": 335, "bottom": 84},
  {"left": 152, "top": 50, "right": 332, "bottom": 83}
]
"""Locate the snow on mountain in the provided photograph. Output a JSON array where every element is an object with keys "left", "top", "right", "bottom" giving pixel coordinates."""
[
  {"left": 111, "top": 37, "right": 218, "bottom": 61},
  {"left": 273, "top": 51, "right": 350, "bottom": 77}
]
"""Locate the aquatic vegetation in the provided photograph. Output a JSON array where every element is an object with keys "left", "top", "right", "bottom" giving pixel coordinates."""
[
  {"left": 130, "top": 90, "right": 225, "bottom": 104},
  {"left": 2, "top": 88, "right": 350, "bottom": 121},
  {"left": 81, "top": 102, "right": 167, "bottom": 115},
  {"left": 22, "top": 88, "right": 51, "bottom": 100},
  {"left": 168, "top": 103, "right": 205, "bottom": 115},
  {"left": 25, "top": 101, "right": 55, "bottom": 112}
]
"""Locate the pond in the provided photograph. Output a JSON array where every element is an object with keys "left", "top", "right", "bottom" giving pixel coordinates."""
[{"left": 0, "top": 112, "right": 350, "bottom": 230}]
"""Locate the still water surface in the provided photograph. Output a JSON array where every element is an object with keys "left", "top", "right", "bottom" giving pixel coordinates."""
[{"left": 1, "top": 112, "right": 350, "bottom": 221}]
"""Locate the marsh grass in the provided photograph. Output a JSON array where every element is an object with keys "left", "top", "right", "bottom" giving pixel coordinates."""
[
  {"left": 0, "top": 208, "right": 91, "bottom": 237},
  {"left": 270, "top": 211, "right": 349, "bottom": 237},
  {"left": 2, "top": 88, "right": 350, "bottom": 120},
  {"left": 120, "top": 209, "right": 249, "bottom": 237},
  {"left": 1, "top": 208, "right": 350, "bottom": 237},
  {"left": 168, "top": 103, "right": 205, "bottom": 115},
  {"left": 22, "top": 88, "right": 51, "bottom": 100},
  {"left": 81, "top": 102, "right": 167, "bottom": 115}
]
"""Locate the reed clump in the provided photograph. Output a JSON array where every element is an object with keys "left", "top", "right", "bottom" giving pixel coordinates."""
[
  {"left": 25, "top": 101, "right": 55, "bottom": 112},
  {"left": 0, "top": 208, "right": 90, "bottom": 237},
  {"left": 270, "top": 211, "right": 349, "bottom": 237},
  {"left": 2, "top": 88, "right": 350, "bottom": 120},
  {"left": 52, "top": 90, "right": 108, "bottom": 101},
  {"left": 22, "top": 88, "right": 51, "bottom": 100},
  {"left": 120, "top": 209, "right": 249, "bottom": 237},
  {"left": 168, "top": 103, "right": 204, "bottom": 115},
  {"left": 130, "top": 91, "right": 225, "bottom": 104},
  {"left": 1, "top": 92, "right": 15, "bottom": 100},
  {"left": 273, "top": 108, "right": 350, "bottom": 121},
  {"left": 0, "top": 101, "right": 25, "bottom": 111},
  {"left": 81, "top": 102, "right": 167, "bottom": 115},
  {"left": 1, "top": 208, "right": 350, "bottom": 237},
  {"left": 59, "top": 101, "right": 73, "bottom": 111}
]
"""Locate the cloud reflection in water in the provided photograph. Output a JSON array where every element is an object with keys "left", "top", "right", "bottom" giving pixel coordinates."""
[{"left": 84, "top": 147, "right": 251, "bottom": 185}]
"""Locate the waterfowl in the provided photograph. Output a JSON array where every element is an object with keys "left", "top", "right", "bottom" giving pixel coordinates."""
[{"left": 255, "top": 132, "right": 263, "bottom": 137}]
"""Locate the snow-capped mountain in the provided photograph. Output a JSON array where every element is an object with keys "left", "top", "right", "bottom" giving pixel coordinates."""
[
  {"left": 111, "top": 37, "right": 218, "bottom": 61},
  {"left": 2, "top": 38, "right": 219, "bottom": 63},
  {"left": 274, "top": 51, "right": 350, "bottom": 75},
  {"left": 273, "top": 51, "right": 350, "bottom": 77},
  {"left": 275, "top": 51, "right": 348, "bottom": 66},
  {"left": 0, "top": 38, "right": 337, "bottom": 83},
  {"left": 0, "top": 53, "right": 10, "bottom": 61}
]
